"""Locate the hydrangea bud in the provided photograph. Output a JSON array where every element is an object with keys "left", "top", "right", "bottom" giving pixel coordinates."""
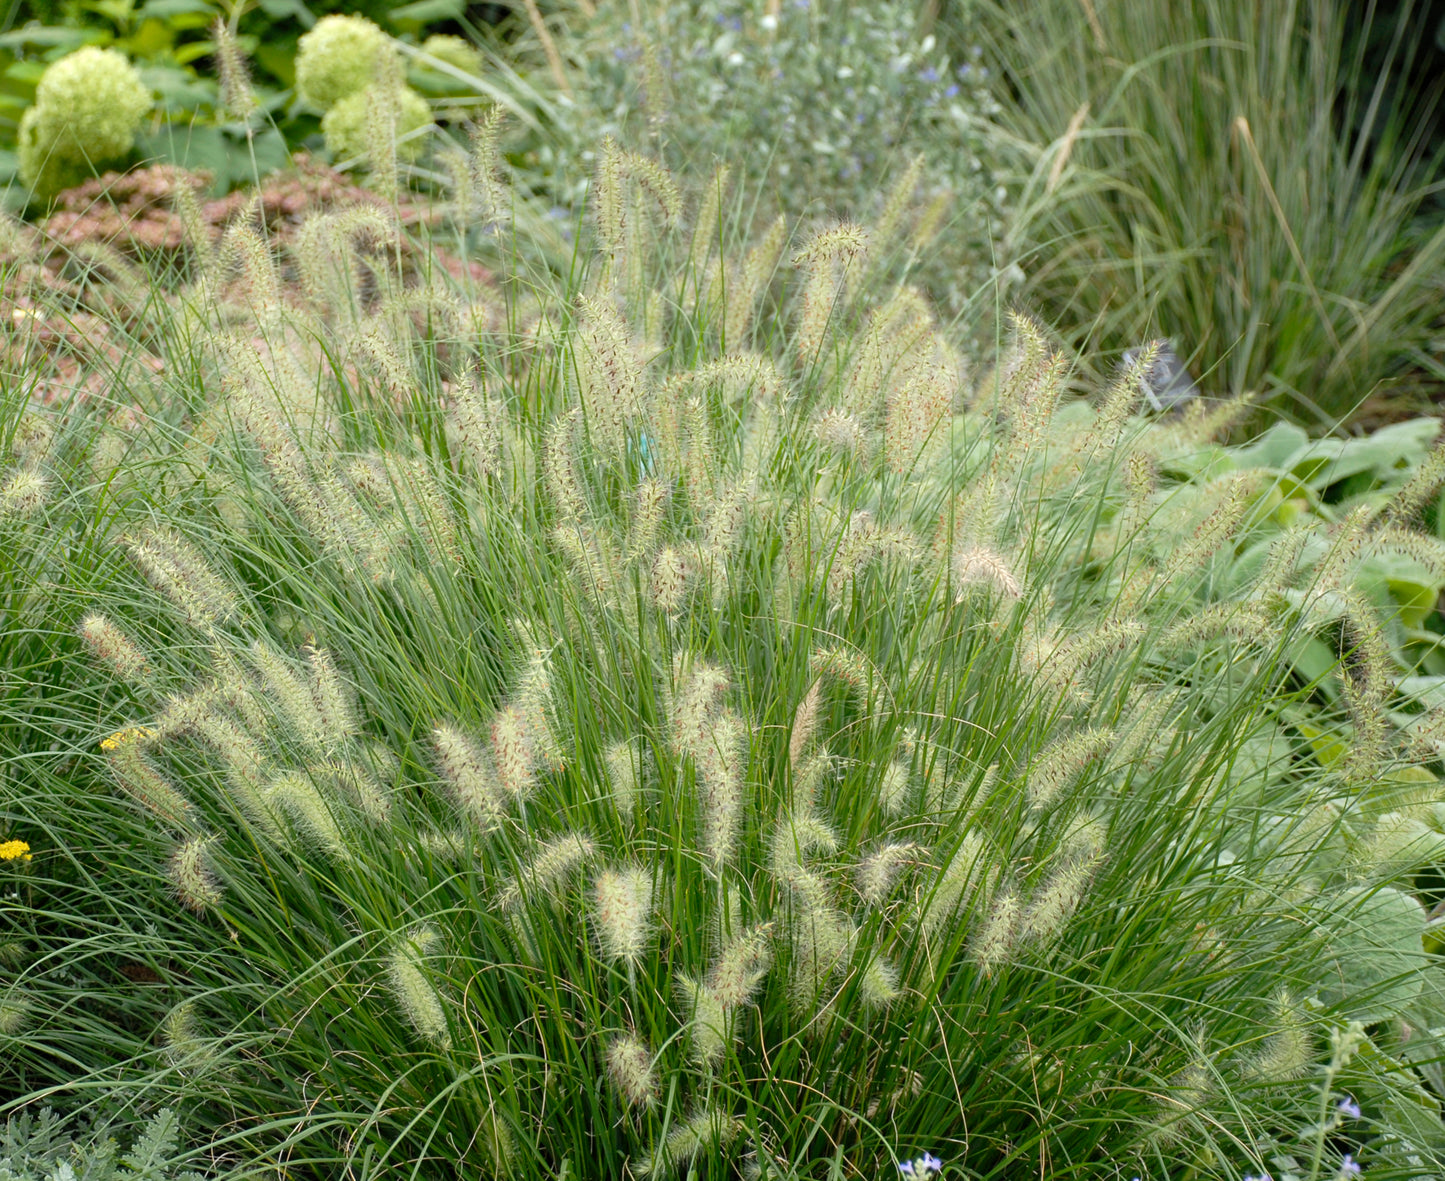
[
  {"left": 322, "top": 84, "right": 432, "bottom": 164},
  {"left": 421, "top": 34, "right": 483, "bottom": 76},
  {"left": 295, "top": 14, "right": 391, "bottom": 110},
  {"left": 18, "top": 47, "right": 151, "bottom": 198}
]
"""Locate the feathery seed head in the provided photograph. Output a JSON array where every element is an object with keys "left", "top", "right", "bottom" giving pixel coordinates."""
[
  {"left": 491, "top": 703, "right": 534, "bottom": 802},
  {"left": 640, "top": 1108, "right": 740, "bottom": 1178},
  {"left": 168, "top": 837, "right": 222, "bottom": 913},
  {"left": 544, "top": 411, "right": 587, "bottom": 523},
  {"left": 125, "top": 529, "right": 239, "bottom": 630},
  {"left": 106, "top": 738, "right": 193, "bottom": 828},
  {"left": 794, "top": 222, "right": 867, "bottom": 364},
  {"left": 387, "top": 924, "right": 451, "bottom": 1047},
  {"left": 318, "top": 759, "right": 392, "bottom": 825},
  {"left": 465, "top": 105, "right": 509, "bottom": 226},
  {"left": 769, "top": 810, "right": 839, "bottom": 880},
  {"left": 856, "top": 843, "right": 924, "bottom": 906},
  {"left": 1245, "top": 989, "right": 1309, "bottom": 1082},
  {"left": 814, "top": 407, "right": 870, "bottom": 457},
  {"left": 920, "top": 833, "right": 991, "bottom": 938},
  {"left": 688, "top": 163, "right": 730, "bottom": 276},
  {"left": 855, "top": 952, "right": 899, "bottom": 1009},
  {"left": 1389, "top": 430, "right": 1445, "bottom": 526},
  {"left": 651, "top": 546, "right": 691, "bottom": 613},
  {"left": 727, "top": 214, "right": 788, "bottom": 345},
  {"left": 218, "top": 222, "right": 281, "bottom": 317},
  {"left": 709, "top": 924, "right": 773, "bottom": 1009},
  {"left": 1021, "top": 853, "right": 1101, "bottom": 946},
  {"left": 671, "top": 659, "right": 729, "bottom": 757},
  {"left": 160, "top": 999, "right": 209, "bottom": 1072},
  {"left": 1026, "top": 728, "right": 1115, "bottom": 811},
  {"left": 792, "top": 748, "right": 836, "bottom": 814},
  {"left": 677, "top": 972, "right": 728, "bottom": 1067},
  {"left": 268, "top": 771, "right": 348, "bottom": 859},
  {"left": 952, "top": 545, "right": 1023, "bottom": 602},
  {"left": 789, "top": 680, "right": 823, "bottom": 771},
  {"left": 304, "top": 644, "right": 360, "bottom": 752},
  {"left": 574, "top": 292, "right": 644, "bottom": 451},
  {"left": 606, "top": 1034, "right": 658, "bottom": 1108},
  {"left": 605, "top": 738, "right": 645, "bottom": 820},
  {"left": 917, "top": 183, "right": 955, "bottom": 246},
  {"left": 971, "top": 888, "right": 1022, "bottom": 975},
  {"left": 449, "top": 372, "right": 505, "bottom": 480},
  {"left": 697, "top": 709, "right": 747, "bottom": 870},
  {"left": 592, "top": 864, "right": 653, "bottom": 964},
  {"left": 0, "top": 468, "right": 47, "bottom": 517},
  {"left": 497, "top": 831, "right": 595, "bottom": 912},
  {"left": 213, "top": 18, "right": 256, "bottom": 122},
  {"left": 250, "top": 641, "right": 326, "bottom": 751},
  {"left": 878, "top": 759, "right": 912, "bottom": 816},
  {"left": 0, "top": 990, "right": 32, "bottom": 1035},
  {"left": 432, "top": 723, "right": 504, "bottom": 827},
  {"left": 78, "top": 612, "right": 149, "bottom": 682},
  {"left": 885, "top": 344, "right": 955, "bottom": 473},
  {"left": 873, "top": 153, "right": 926, "bottom": 254},
  {"left": 631, "top": 477, "right": 671, "bottom": 551},
  {"left": 811, "top": 645, "right": 873, "bottom": 706}
]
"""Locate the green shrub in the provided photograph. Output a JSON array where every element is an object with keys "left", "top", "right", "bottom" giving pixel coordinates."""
[
  {"left": 7, "top": 130, "right": 1445, "bottom": 1179},
  {"left": 964, "top": 0, "right": 1445, "bottom": 426}
]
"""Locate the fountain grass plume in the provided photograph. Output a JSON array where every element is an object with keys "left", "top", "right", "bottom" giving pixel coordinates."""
[{"left": 387, "top": 924, "right": 451, "bottom": 1047}]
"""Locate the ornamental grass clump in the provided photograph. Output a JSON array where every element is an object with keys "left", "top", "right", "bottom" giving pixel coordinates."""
[{"left": 10, "top": 121, "right": 1445, "bottom": 1181}]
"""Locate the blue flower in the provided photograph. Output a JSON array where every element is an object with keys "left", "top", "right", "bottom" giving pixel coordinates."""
[
  {"left": 1339, "top": 1155, "right": 1361, "bottom": 1177},
  {"left": 945, "top": 84, "right": 959, "bottom": 98},
  {"left": 1337, "top": 1096, "right": 1361, "bottom": 1120},
  {"left": 920, "top": 66, "right": 939, "bottom": 83},
  {"left": 899, "top": 1164, "right": 915, "bottom": 1178},
  {"left": 920, "top": 1154, "right": 943, "bottom": 1174}
]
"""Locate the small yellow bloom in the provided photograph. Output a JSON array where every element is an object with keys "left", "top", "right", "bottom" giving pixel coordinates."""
[
  {"left": 0, "top": 840, "right": 32, "bottom": 862},
  {"left": 100, "top": 726, "right": 154, "bottom": 752}
]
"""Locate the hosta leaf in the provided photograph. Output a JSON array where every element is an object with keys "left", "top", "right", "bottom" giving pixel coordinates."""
[{"left": 1316, "top": 886, "right": 1427, "bottom": 1024}]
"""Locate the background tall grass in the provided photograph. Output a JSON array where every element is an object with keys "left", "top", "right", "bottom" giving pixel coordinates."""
[{"left": 963, "top": 0, "right": 1445, "bottom": 426}]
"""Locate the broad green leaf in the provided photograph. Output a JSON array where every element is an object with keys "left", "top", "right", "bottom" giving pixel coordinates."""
[
  {"left": 1315, "top": 886, "right": 1427, "bottom": 1024},
  {"left": 1225, "top": 421, "right": 1309, "bottom": 471}
]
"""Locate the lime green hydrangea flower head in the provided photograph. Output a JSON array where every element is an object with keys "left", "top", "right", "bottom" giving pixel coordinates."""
[
  {"left": 295, "top": 14, "right": 392, "bottom": 111},
  {"left": 420, "top": 34, "right": 482, "bottom": 76},
  {"left": 322, "top": 84, "right": 431, "bottom": 164},
  {"left": 18, "top": 46, "right": 151, "bottom": 199}
]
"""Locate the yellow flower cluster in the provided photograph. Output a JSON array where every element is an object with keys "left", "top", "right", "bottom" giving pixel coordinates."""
[
  {"left": 100, "top": 726, "right": 154, "bottom": 752},
  {"left": 0, "top": 839, "right": 32, "bottom": 862}
]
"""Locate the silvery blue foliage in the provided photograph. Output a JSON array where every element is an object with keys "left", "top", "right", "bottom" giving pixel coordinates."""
[{"left": 550, "top": 0, "right": 1011, "bottom": 314}]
